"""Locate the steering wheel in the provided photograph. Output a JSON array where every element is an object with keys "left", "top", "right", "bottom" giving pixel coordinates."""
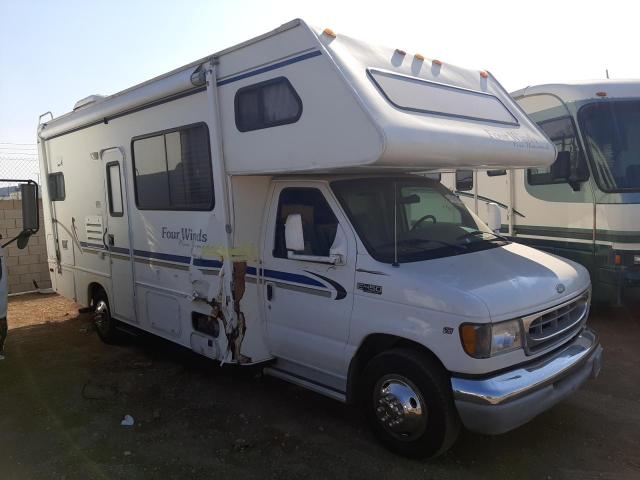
[{"left": 410, "top": 214, "right": 436, "bottom": 231}]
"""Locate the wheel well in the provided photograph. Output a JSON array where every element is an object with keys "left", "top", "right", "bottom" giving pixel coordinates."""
[
  {"left": 346, "top": 334, "right": 447, "bottom": 404},
  {"left": 87, "top": 282, "right": 106, "bottom": 306}
]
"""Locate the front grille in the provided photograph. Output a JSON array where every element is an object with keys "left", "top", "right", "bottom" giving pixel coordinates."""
[{"left": 523, "top": 291, "right": 590, "bottom": 354}]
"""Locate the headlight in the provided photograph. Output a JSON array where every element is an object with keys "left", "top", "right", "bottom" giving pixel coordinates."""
[{"left": 460, "top": 319, "right": 523, "bottom": 358}]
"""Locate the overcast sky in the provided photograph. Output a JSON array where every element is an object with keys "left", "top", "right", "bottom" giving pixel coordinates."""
[{"left": 1, "top": 0, "right": 637, "bottom": 146}]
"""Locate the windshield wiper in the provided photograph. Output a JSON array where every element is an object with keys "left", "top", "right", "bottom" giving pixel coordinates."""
[
  {"left": 378, "top": 238, "right": 467, "bottom": 251},
  {"left": 456, "top": 230, "right": 508, "bottom": 242}
]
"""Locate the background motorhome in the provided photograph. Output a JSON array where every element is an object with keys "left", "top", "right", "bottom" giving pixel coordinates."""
[{"left": 440, "top": 80, "right": 640, "bottom": 305}]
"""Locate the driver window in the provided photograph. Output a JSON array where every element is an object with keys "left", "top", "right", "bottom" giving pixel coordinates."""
[
  {"left": 274, "top": 188, "right": 338, "bottom": 259},
  {"left": 402, "top": 186, "right": 461, "bottom": 227}
]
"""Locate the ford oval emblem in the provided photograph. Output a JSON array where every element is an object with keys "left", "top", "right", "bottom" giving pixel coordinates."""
[{"left": 556, "top": 283, "right": 566, "bottom": 294}]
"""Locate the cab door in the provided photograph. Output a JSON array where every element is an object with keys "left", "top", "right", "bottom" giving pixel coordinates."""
[
  {"left": 262, "top": 183, "right": 356, "bottom": 387},
  {"left": 101, "top": 148, "right": 136, "bottom": 323}
]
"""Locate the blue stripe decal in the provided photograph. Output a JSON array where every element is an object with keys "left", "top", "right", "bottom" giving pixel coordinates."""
[
  {"left": 80, "top": 241, "right": 106, "bottom": 250},
  {"left": 217, "top": 50, "right": 322, "bottom": 87},
  {"left": 110, "top": 246, "right": 131, "bottom": 255},
  {"left": 83, "top": 245, "right": 325, "bottom": 289},
  {"left": 133, "top": 249, "right": 191, "bottom": 264},
  {"left": 261, "top": 268, "right": 325, "bottom": 288},
  {"left": 193, "top": 258, "right": 223, "bottom": 268}
]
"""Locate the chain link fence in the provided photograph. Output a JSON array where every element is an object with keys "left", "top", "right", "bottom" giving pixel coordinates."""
[{"left": 0, "top": 144, "right": 40, "bottom": 198}]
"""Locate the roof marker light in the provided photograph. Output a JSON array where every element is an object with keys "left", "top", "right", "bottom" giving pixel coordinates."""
[
  {"left": 322, "top": 28, "right": 337, "bottom": 38},
  {"left": 433, "top": 59, "right": 443, "bottom": 66},
  {"left": 480, "top": 71, "right": 489, "bottom": 79},
  {"left": 395, "top": 49, "right": 406, "bottom": 56},
  {"left": 596, "top": 91, "right": 607, "bottom": 97},
  {"left": 414, "top": 53, "right": 425, "bottom": 61}
]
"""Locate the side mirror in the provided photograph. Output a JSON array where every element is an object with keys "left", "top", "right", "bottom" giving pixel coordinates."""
[
  {"left": 20, "top": 183, "right": 39, "bottom": 233},
  {"left": 551, "top": 151, "right": 571, "bottom": 182},
  {"left": 284, "top": 214, "right": 305, "bottom": 252},
  {"left": 486, "top": 203, "right": 502, "bottom": 233}
]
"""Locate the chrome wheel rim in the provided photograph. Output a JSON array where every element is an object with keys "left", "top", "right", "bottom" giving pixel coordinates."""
[
  {"left": 94, "top": 300, "right": 110, "bottom": 334},
  {"left": 373, "top": 374, "right": 427, "bottom": 441}
]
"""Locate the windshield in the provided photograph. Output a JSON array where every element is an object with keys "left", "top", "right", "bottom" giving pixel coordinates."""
[
  {"left": 331, "top": 177, "right": 508, "bottom": 263},
  {"left": 579, "top": 100, "right": 640, "bottom": 192}
]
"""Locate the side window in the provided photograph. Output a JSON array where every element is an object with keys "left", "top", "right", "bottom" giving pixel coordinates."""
[
  {"left": 487, "top": 169, "right": 506, "bottom": 177},
  {"left": 106, "top": 163, "right": 123, "bottom": 216},
  {"left": 455, "top": 170, "right": 473, "bottom": 191},
  {"left": 235, "top": 77, "right": 302, "bottom": 132},
  {"left": 132, "top": 123, "right": 214, "bottom": 211},
  {"left": 274, "top": 188, "right": 338, "bottom": 259},
  {"left": 48, "top": 172, "right": 65, "bottom": 201},
  {"left": 527, "top": 115, "right": 589, "bottom": 185},
  {"left": 424, "top": 172, "right": 442, "bottom": 182}
]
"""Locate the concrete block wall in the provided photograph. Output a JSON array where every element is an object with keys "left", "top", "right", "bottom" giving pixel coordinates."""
[{"left": 0, "top": 199, "right": 51, "bottom": 294}]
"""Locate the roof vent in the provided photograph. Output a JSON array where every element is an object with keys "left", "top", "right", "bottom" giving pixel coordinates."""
[{"left": 73, "top": 94, "right": 105, "bottom": 110}]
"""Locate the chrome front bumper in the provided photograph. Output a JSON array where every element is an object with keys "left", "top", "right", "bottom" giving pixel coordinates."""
[{"left": 451, "top": 328, "right": 603, "bottom": 435}]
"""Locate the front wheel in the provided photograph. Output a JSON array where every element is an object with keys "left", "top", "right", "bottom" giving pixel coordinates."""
[{"left": 361, "top": 348, "right": 460, "bottom": 458}]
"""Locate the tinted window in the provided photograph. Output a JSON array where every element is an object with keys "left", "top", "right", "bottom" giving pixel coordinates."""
[
  {"left": 424, "top": 172, "right": 442, "bottom": 182},
  {"left": 456, "top": 170, "right": 473, "bottom": 191},
  {"left": 235, "top": 77, "right": 302, "bottom": 132},
  {"left": 528, "top": 115, "right": 589, "bottom": 185},
  {"left": 274, "top": 188, "right": 338, "bottom": 259},
  {"left": 48, "top": 172, "right": 65, "bottom": 201},
  {"left": 579, "top": 100, "right": 640, "bottom": 192},
  {"left": 106, "top": 163, "right": 123, "bottom": 216},
  {"left": 132, "top": 123, "right": 213, "bottom": 210},
  {"left": 487, "top": 169, "right": 506, "bottom": 177}
]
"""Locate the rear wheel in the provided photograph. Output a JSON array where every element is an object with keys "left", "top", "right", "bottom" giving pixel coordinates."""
[
  {"left": 92, "top": 290, "right": 119, "bottom": 344},
  {"left": 361, "top": 348, "right": 460, "bottom": 458}
]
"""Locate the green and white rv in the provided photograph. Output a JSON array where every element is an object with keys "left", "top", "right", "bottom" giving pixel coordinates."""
[{"left": 441, "top": 80, "right": 640, "bottom": 305}]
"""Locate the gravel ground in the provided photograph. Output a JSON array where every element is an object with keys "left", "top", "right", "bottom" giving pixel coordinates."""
[{"left": 0, "top": 293, "right": 638, "bottom": 479}]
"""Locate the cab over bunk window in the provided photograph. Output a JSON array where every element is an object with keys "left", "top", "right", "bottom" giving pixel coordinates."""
[
  {"left": 456, "top": 170, "right": 473, "bottom": 191},
  {"left": 132, "top": 123, "right": 214, "bottom": 211},
  {"left": 48, "top": 172, "right": 65, "bottom": 201},
  {"left": 273, "top": 188, "right": 338, "bottom": 259},
  {"left": 527, "top": 114, "right": 589, "bottom": 186},
  {"left": 235, "top": 77, "right": 302, "bottom": 132}
]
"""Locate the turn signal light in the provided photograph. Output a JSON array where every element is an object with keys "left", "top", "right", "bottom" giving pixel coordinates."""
[{"left": 460, "top": 325, "right": 478, "bottom": 356}]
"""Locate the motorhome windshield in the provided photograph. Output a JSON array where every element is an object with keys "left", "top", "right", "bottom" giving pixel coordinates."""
[
  {"left": 579, "top": 99, "right": 640, "bottom": 192},
  {"left": 331, "top": 178, "right": 508, "bottom": 264}
]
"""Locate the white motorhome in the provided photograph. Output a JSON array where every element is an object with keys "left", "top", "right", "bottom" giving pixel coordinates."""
[
  {"left": 441, "top": 80, "right": 640, "bottom": 306},
  {"left": 37, "top": 20, "right": 602, "bottom": 457}
]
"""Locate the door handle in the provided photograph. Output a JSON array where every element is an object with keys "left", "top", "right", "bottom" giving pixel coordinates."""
[
  {"left": 107, "top": 234, "right": 115, "bottom": 247},
  {"left": 266, "top": 283, "right": 274, "bottom": 301}
]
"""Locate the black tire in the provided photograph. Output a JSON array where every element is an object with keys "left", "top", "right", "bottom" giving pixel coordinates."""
[
  {"left": 361, "top": 348, "right": 460, "bottom": 458},
  {"left": 92, "top": 290, "right": 120, "bottom": 344}
]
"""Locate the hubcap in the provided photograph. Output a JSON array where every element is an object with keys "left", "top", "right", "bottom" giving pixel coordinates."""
[
  {"left": 373, "top": 374, "right": 427, "bottom": 440},
  {"left": 94, "top": 300, "right": 109, "bottom": 332}
]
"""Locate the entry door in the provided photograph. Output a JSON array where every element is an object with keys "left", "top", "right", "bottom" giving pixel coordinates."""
[
  {"left": 102, "top": 148, "right": 136, "bottom": 323},
  {"left": 262, "top": 184, "right": 356, "bottom": 381}
]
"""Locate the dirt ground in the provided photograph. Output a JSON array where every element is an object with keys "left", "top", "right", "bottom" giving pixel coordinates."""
[{"left": 0, "top": 293, "right": 638, "bottom": 480}]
